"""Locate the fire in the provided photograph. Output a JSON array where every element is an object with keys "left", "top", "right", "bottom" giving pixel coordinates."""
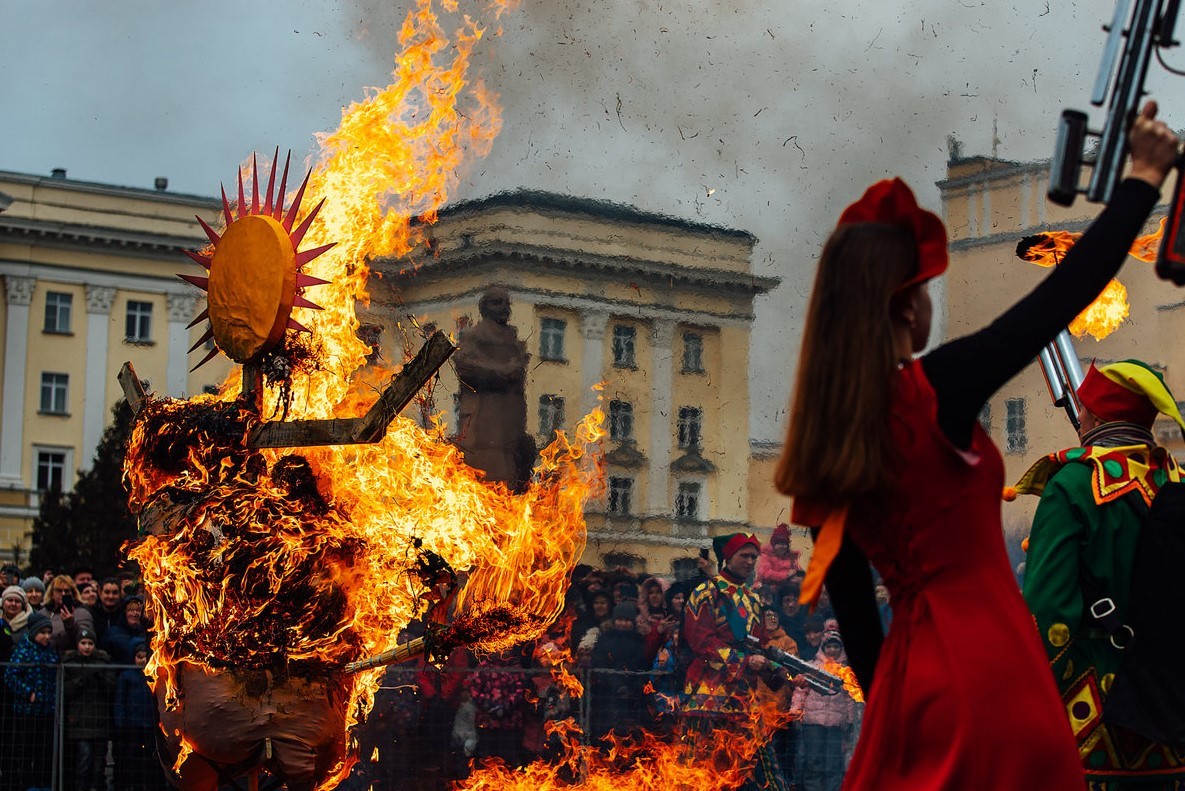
[
  {"left": 1017, "top": 222, "right": 1166, "bottom": 341},
  {"left": 123, "top": 1, "right": 608, "bottom": 789},
  {"left": 821, "top": 660, "right": 864, "bottom": 704},
  {"left": 458, "top": 698, "right": 792, "bottom": 791}
]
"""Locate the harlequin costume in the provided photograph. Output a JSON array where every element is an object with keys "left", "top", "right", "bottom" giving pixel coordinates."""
[
  {"left": 1018, "top": 360, "right": 1185, "bottom": 787},
  {"left": 683, "top": 532, "right": 787, "bottom": 791},
  {"left": 790, "top": 177, "right": 1165, "bottom": 790}
]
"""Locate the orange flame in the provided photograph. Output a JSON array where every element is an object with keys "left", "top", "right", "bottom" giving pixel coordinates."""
[
  {"left": 459, "top": 698, "right": 791, "bottom": 791},
  {"left": 1017, "top": 223, "right": 1164, "bottom": 341},
  {"left": 821, "top": 659, "right": 865, "bottom": 703},
  {"left": 124, "top": 2, "right": 609, "bottom": 789}
]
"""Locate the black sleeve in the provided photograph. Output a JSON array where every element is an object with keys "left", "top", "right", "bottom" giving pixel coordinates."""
[
  {"left": 815, "top": 527, "right": 882, "bottom": 692},
  {"left": 922, "top": 178, "right": 1161, "bottom": 448}
]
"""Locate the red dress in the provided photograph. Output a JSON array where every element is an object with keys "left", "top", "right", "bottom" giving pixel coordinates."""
[{"left": 839, "top": 361, "right": 1082, "bottom": 790}]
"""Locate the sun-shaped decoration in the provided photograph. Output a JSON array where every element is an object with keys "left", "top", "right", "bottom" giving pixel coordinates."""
[{"left": 180, "top": 148, "right": 334, "bottom": 369}]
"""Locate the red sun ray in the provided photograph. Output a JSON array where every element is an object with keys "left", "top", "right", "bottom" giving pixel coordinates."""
[
  {"left": 283, "top": 170, "right": 312, "bottom": 232},
  {"left": 220, "top": 185, "right": 234, "bottom": 228},
  {"left": 295, "top": 242, "right": 335, "bottom": 270},
  {"left": 183, "top": 249, "right": 211, "bottom": 270},
  {"left": 186, "top": 308, "right": 209, "bottom": 330},
  {"left": 296, "top": 273, "right": 332, "bottom": 289},
  {"left": 196, "top": 217, "right": 221, "bottom": 247},
  {"left": 273, "top": 151, "right": 292, "bottom": 222},
  {"left": 236, "top": 168, "right": 246, "bottom": 220},
  {"left": 250, "top": 153, "right": 260, "bottom": 216},
  {"left": 188, "top": 328, "right": 215, "bottom": 354},
  {"left": 189, "top": 347, "right": 222, "bottom": 372},
  {"left": 290, "top": 198, "right": 326, "bottom": 249},
  {"left": 177, "top": 274, "right": 210, "bottom": 291},
  {"left": 292, "top": 295, "right": 324, "bottom": 311},
  {"left": 263, "top": 147, "right": 279, "bottom": 217},
  {"left": 287, "top": 318, "right": 312, "bottom": 334}
]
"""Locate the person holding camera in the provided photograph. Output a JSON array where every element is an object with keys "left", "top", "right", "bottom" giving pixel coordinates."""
[{"left": 41, "top": 574, "right": 94, "bottom": 654}]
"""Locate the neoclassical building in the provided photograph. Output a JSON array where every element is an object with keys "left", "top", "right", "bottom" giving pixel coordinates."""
[
  {"left": 369, "top": 190, "right": 780, "bottom": 576},
  {"left": 0, "top": 169, "right": 230, "bottom": 557}
]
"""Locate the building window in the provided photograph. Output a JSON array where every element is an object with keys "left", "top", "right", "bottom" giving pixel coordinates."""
[
  {"left": 677, "top": 406, "right": 702, "bottom": 450},
  {"left": 682, "top": 332, "right": 704, "bottom": 373},
  {"left": 35, "top": 448, "right": 67, "bottom": 492},
  {"left": 44, "top": 292, "right": 73, "bottom": 333},
  {"left": 608, "top": 476, "right": 633, "bottom": 516},
  {"left": 126, "top": 300, "right": 154, "bottom": 343},
  {"left": 540, "top": 318, "right": 566, "bottom": 361},
  {"left": 539, "top": 394, "right": 565, "bottom": 437},
  {"left": 612, "top": 324, "right": 636, "bottom": 368},
  {"left": 675, "top": 481, "right": 702, "bottom": 521},
  {"left": 39, "top": 373, "right": 68, "bottom": 415},
  {"left": 609, "top": 400, "right": 634, "bottom": 441},
  {"left": 1005, "top": 398, "right": 1027, "bottom": 454},
  {"left": 978, "top": 402, "right": 992, "bottom": 434}
]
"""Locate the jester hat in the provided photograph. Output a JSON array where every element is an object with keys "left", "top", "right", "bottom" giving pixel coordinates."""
[{"left": 1078, "top": 359, "right": 1185, "bottom": 432}]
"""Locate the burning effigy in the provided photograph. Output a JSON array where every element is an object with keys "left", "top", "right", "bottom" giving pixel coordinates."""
[{"left": 113, "top": 3, "right": 604, "bottom": 789}]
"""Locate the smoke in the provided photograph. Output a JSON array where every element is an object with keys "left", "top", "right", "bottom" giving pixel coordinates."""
[{"left": 1, "top": 0, "right": 1136, "bottom": 438}]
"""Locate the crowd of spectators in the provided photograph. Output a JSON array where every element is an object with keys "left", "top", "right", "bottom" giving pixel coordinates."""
[
  {"left": 0, "top": 528, "right": 868, "bottom": 791},
  {"left": 0, "top": 565, "right": 163, "bottom": 791}
]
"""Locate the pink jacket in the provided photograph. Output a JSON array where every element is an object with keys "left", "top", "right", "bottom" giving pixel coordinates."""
[
  {"left": 756, "top": 544, "right": 800, "bottom": 588},
  {"left": 791, "top": 656, "right": 856, "bottom": 728}
]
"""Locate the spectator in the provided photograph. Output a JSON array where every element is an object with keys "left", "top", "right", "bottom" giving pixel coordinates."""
[
  {"left": 20, "top": 577, "right": 45, "bottom": 610},
  {"left": 572, "top": 590, "right": 612, "bottom": 655},
  {"left": 5, "top": 611, "right": 57, "bottom": 791},
  {"left": 757, "top": 524, "right": 802, "bottom": 594},
  {"left": 0, "top": 566, "right": 18, "bottom": 589},
  {"left": 800, "top": 615, "right": 826, "bottom": 662},
  {"left": 39, "top": 569, "right": 54, "bottom": 587},
  {"left": 71, "top": 568, "right": 95, "bottom": 589},
  {"left": 89, "top": 578, "right": 125, "bottom": 643},
  {"left": 1, "top": 586, "right": 33, "bottom": 662},
  {"left": 791, "top": 629, "right": 858, "bottom": 791},
  {"left": 117, "top": 572, "right": 138, "bottom": 598},
  {"left": 635, "top": 576, "right": 670, "bottom": 637},
  {"left": 875, "top": 584, "right": 892, "bottom": 633},
  {"left": 78, "top": 581, "right": 98, "bottom": 609},
  {"left": 42, "top": 575, "right": 95, "bottom": 654},
  {"left": 114, "top": 641, "right": 162, "bottom": 791},
  {"left": 777, "top": 584, "right": 808, "bottom": 650},
  {"left": 465, "top": 649, "right": 530, "bottom": 769},
  {"left": 101, "top": 596, "right": 149, "bottom": 664},
  {"left": 762, "top": 607, "right": 799, "bottom": 656},
  {"left": 63, "top": 628, "right": 114, "bottom": 791},
  {"left": 611, "top": 581, "right": 638, "bottom": 606},
  {"left": 643, "top": 592, "right": 685, "bottom": 728},
  {"left": 589, "top": 601, "right": 648, "bottom": 743}
]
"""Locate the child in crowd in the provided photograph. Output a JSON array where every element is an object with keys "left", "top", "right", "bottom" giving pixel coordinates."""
[
  {"left": 791, "top": 629, "right": 857, "bottom": 791},
  {"left": 63, "top": 629, "right": 114, "bottom": 791},
  {"left": 5, "top": 612, "right": 58, "bottom": 791},
  {"left": 114, "top": 641, "right": 162, "bottom": 791}
]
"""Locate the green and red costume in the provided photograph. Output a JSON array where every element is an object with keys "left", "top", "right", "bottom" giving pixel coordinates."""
[{"left": 1020, "top": 442, "right": 1185, "bottom": 786}]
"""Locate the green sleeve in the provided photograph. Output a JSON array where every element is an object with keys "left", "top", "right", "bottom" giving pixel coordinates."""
[{"left": 1022, "top": 464, "right": 1095, "bottom": 662}]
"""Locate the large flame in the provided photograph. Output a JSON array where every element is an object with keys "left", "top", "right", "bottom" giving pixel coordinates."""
[
  {"left": 124, "top": 2, "right": 605, "bottom": 789},
  {"left": 1017, "top": 222, "right": 1166, "bottom": 341}
]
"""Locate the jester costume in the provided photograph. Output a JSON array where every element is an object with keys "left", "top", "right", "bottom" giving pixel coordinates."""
[
  {"left": 683, "top": 533, "right": 788, "bottom": 791},
  {"left": 1019, "top": 360, "right": 1185, "bottom": 789}
]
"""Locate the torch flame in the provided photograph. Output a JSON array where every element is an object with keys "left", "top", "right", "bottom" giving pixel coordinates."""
[{"left": 1016, "top": 221, "right": 1165, "bottom": 341}]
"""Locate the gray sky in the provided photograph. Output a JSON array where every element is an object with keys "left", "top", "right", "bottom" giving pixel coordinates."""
[{"left": 4, "top": 0, "right": 1174, "bottom": 439}]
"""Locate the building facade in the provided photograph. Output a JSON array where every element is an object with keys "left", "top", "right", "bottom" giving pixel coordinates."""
[
  {"left": 0, "top": 170, "right": 230, "bottom": 559},
  {"left": 937, "top": 155, "right": 1182, "bottom": 538},
  {"left": 371, "top": 191, "right": 781, "bottom": 577}
]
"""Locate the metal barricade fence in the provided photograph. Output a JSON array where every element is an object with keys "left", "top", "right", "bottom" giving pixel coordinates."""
[{"left": 1, "top": 663, "right": 851, "bottom": 790}]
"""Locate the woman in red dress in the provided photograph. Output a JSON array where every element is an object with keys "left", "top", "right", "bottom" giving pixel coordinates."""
[{"left": 774, "top": 102, "right": 1179, "bottom": 789}]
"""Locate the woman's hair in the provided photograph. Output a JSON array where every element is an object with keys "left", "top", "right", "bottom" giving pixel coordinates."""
[
  {"left": 775, "top": 222, "right": 919, "bottom": 507},
  {"left": 51, "top": 574, "right": 79, "bottom": 599}
]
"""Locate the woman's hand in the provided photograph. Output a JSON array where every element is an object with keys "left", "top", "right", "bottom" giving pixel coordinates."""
[{"left": 1128, "top": 100, "right": 1180, "bottom": 189}]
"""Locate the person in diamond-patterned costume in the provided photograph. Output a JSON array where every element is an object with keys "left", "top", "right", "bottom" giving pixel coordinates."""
[{"left": 683, "top": 532, "right": 789, "bottom": 791}]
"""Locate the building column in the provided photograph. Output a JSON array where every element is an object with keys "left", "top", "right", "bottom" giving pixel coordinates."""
[
  {"left": 0, "top": 276, "right": 35, "bottom": 488},
  {"left": 167, "top": 293, "right": 200, "bottom": 397},
  {"left": 646, "top": 319, "right": 676, "bottom": 515},
  {"left": 579, "top": 311, "right": 608, "bottom": 415},
  {"left": 80, "top": 286, "right": 116, "bottom": 473}
]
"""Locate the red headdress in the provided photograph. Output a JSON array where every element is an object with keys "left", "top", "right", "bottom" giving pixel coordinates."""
[{"left": 837, "top": 177, "right": 949, "bottom": 289}]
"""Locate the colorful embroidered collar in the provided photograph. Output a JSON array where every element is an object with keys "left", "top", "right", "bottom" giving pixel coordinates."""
[{"left": 1014, "top": 444, "right": 1181, "bottom": 507}]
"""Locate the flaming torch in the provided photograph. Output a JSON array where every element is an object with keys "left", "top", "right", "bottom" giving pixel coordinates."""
[{"left": 1017, "top": 220, "right": 1166, "bottom": 425}]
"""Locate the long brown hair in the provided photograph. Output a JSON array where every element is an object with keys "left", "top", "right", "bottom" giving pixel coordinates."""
[{"left": 775, "top": 223, "right": 918, "bottom": 507}]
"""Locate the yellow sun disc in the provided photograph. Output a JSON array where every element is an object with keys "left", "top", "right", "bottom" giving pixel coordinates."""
[{"left": 207, "top": 214, "right": 297, "bottom": 363}]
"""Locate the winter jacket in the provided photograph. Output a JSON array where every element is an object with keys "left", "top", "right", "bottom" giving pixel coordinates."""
[
  {"left": 114, "top": 665, "right": 157, "bottom": 730},
  {"left": 101, "top": 619, "right": 149, "bottom": 664},
  {"left": 40, "top": 602, "right": 94, "bottom": 655},
  {"left": 756, "top": 544, "right": 801, "bottom": 590},
  {"left": 5, "top": 635, "right": 58, "bottom": 716},
  {"left": 791, "top": 656, "right": 856, "bottom": 728},
  {"left": 62, "top": 649, "right": 115, "bottom": 739}
]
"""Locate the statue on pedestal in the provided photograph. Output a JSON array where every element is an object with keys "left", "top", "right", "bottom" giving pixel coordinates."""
[{"left": 454, "top": 287, "right": 537, "bottom": 492}]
